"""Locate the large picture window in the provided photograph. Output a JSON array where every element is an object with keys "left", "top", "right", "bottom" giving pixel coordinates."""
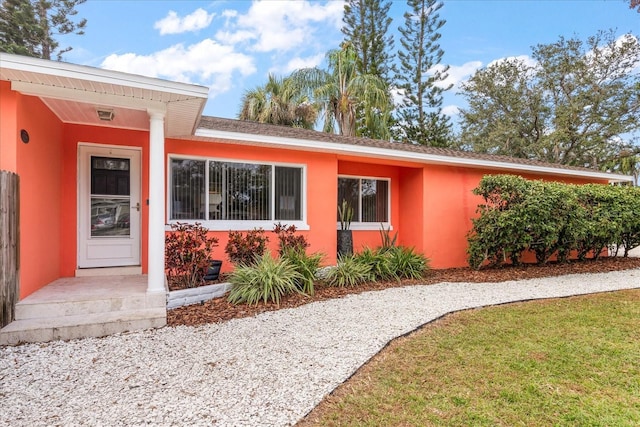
[
  {"left": 170, "top": 157, "right": 304, "bottom": 225},
  {"left": 338, "top": 176, "right": 389, "bottom": 224}
]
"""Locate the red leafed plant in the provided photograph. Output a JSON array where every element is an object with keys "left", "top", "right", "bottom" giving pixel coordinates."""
[
  {"left": 165, "top": 222, "right": 219, "bottom": 289},
  {"left": 273, "top": 222, "right": 309, "bottom": 256},
  {"left": 225, "top": 228, "right": 270, "bottom": 266}
]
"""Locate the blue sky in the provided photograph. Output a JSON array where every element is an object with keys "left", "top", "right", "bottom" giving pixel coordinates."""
[{"left": 62, "top": 0, "right": 638, "bottom": 122}]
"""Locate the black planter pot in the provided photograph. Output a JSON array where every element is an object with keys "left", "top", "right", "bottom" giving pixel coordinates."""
[
  {"left": 337, "top": 230, "right": 353, "bottom": 257},
  {"left": 204, "top": 260, "right": 223, "bottom": 281}
]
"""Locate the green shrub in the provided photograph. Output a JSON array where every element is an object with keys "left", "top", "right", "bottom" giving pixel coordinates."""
[
  {"left": 281, "top": 247, "right": 323, "bottom": 296},
  {"left": 385, "top": 246, "right": 429, "bottom": 279},
  {"left": 616, "top": 186, "right": 640, "bottom": 257},
  {"left": 324, "top": 255, "right": 371, "bottom": 287},
  {"left": 227, "top": 252, "right": 302, "bottom": 305},
  {"left": 225, "top": 228, "right": 269, "bottom": 266},
  {"left": 467, "top": 175, "right": 640, "bottom": 269}
]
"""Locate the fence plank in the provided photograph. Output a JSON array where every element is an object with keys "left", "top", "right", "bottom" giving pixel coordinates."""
[{"left": 0, "top": 171, "right": 19, "bottom": 328}]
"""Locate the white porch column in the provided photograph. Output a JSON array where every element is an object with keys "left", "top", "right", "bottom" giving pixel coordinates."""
[{"left": 147, "top": 110, "right": 167, "bottom": 293}]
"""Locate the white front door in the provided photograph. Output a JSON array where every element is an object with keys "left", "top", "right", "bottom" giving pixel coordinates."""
[{"left": 78, "top": 145, "right": 141, "bottom": 268}]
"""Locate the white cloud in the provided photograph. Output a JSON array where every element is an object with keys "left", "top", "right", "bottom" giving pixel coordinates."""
[
  {"left": 442, "top": 105, "right": 460, "bottom": 117},
  {"left": 432, "top": 61, "right": 483, "bottom": 90},
  {"left": 277, "top": 53, "right": 325, "bottom": 74},
  {"left": 487, "top": 54, "right": 537, "bottom": 69},
  {"left": 154, "top": 8, "right": 215, "bottom": 35},
  {"left": 215, "top": 29, "right": 255, "bottom": 45},
  {"left": 221, "top": 9, "right": 238, "bottom": 19},
  {"left": 101, "top": 39, "right": 256, "bottom": 97},
  {"left": 218, "top": 0, "right": 344, "bottom": 53}
]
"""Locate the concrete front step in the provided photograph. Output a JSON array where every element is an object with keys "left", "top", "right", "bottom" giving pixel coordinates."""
[
  {"left": 14, "top": 292, "right": 165, "bottom": 320},
  {"left": 0, "top": 307, "right": 167, "bottom": 346}
]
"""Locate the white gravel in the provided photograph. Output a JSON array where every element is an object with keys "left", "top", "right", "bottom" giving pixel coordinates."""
[{"left": 1, "top": 268, "right": 639, "bottom": 426}]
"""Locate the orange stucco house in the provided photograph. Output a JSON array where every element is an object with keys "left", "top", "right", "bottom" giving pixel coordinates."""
[{"left": 0, "top": 53, "right": 632, "bottom": 344}]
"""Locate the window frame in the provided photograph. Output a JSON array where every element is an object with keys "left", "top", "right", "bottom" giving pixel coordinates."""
[
  {"left": 337, "top": 174, "right": 392, "bottom": 231},
  {"left": 167, "top": 154, "right": 308, "bottom": 231}
]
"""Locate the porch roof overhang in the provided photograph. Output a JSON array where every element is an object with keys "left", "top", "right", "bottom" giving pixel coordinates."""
[
  {"left": 193, "top": 117, "right": 633, "bottom": 184},
  {"left": 0, "top": 53, "right": 209, "bottom": 137}
]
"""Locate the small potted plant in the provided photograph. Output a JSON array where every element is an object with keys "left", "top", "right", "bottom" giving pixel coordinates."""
[{"left": 337, "top": 199, "right": 354, "bottom": 256}]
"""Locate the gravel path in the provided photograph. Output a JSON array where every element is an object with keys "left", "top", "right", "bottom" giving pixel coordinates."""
[{"left": 1, "top": 269, "right": 639, "bottom": 426}]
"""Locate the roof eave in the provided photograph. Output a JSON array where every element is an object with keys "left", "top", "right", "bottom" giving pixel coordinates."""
[
  {"left": 0, "top": 52, "right": 210, "bottom": 99},
  {"left": 194, "top": 128, "right": 634, "bottom": 184}
]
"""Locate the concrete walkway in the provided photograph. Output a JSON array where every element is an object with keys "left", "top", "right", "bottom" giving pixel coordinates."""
[{"left": 1, "top": 268, "right": 639, "bottom": 426}]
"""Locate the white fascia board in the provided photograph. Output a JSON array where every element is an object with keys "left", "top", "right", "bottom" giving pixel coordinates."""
[
  {"left": 194, "top": 128, "right": 634, "bottom": 183},
  {"left": 0, "top": 52, "right": 209, "bottom": 99}
]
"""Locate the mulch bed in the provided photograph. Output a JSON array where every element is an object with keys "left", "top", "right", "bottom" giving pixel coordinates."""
[{"left": 167, "top": 257, "right": 640, "bottom": 327}]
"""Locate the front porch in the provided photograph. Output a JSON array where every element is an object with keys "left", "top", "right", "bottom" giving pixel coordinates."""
[{"left": 0, "top": 275, "right": 166, "bottom": 346}]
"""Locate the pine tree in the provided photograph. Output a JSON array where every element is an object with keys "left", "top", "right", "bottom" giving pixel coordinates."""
[
  {"left": 0, "top": 0, "right": 41, "bottom": 57},
  {"left": 341, "top": 0, "right": 395, "bottom": 139},
  {"left": 395, "top": 0, "right": 452, "bottom": 147},
  {"left": 0, "top": 0, "right": 86, "bottom": 60},
  {"left": 342, "top": 0, "right": 395, "bottom": 83},
  {"left": 36, "top": 0, "right": 87, "bottom": 60}
]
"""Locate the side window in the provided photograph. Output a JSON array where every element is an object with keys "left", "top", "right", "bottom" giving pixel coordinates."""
[{"left": 338, "top": 176, "right": 389, "bottom": 223}]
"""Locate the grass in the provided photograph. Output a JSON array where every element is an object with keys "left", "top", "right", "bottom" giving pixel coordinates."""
[{"left": 299, "top": 289, "right": 640, "bottom": 426}]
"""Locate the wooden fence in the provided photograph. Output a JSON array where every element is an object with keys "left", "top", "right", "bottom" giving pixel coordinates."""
[{"left": 0, "top": 171, "right": 19, "bottom": 328}]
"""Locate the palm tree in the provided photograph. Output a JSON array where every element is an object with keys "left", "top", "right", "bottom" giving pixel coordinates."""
[
  {"left": 618, "top": 151, "right": 640, "bottom": 186},
  {"left": 238, "top": 74, "right": 317, "bottom": 129},
  {"left": 291, "top": 44, "right": 392, "bottom": 138},
  {"left": 602, "top": 147, "right": 640, "bottom": 186}
]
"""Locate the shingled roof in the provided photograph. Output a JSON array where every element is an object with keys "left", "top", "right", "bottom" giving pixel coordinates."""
[{"left": 195, "top": 116, "right": 632, "bottom": 183}]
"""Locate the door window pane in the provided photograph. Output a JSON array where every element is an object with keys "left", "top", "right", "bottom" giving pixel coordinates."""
[
  {"left": 91, "top": 157, "right": 130, "bottom": 196},
  {"left": 91, "top": 198, "right": 130, "bottom": 237}
]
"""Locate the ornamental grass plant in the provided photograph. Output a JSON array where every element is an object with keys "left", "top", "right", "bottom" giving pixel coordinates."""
[
  {"left": 355, "top": 247, "right": 398, "bottom": 282},
  {"left": 385, "top": 246, "right": 429, "bottom": 279},
  {"left": 227, "top": 252, "right": 302, "bottom": 305},
  {"left": 324, "top": 254, "right": 372, "bottom": 287},
  {"left": 281, "top": 247, "right": 323, "bottom": 296}
]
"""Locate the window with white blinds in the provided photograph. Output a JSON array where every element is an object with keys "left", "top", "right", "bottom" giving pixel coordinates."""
[
  {"left": 170, "top": 158, "right": 304, "bottom": 223},
  {"left": 338, "top": 176, "right": 389, "bottom": 223}
]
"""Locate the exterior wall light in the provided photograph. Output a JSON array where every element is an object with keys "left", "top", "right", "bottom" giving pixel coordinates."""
[{"left": 96, "top": 108, "right": 115, "bottom": 121}]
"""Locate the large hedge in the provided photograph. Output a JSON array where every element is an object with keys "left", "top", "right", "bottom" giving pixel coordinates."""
[{"left": 467, "top": 175, "right": 640, "bottom": 269}]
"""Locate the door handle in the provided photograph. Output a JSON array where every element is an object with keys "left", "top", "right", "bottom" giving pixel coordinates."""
[{"left": 134, "top": 202, "right": 140, "bottom": 212}]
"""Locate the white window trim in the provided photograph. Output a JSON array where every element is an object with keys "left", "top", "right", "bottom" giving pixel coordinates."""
[
  {"left": 167, "top": 154, "right": 308, "bottom": 231},
  {"left": 337, "top": 174, "right": 391, "bottom": 230}
]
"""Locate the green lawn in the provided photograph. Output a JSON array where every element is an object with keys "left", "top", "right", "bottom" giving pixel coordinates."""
[{"left": 299, "top": 289, "right": 640, "bottom": 426}]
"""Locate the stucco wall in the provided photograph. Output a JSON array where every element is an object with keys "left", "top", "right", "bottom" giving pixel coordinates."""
[
  {"left": 15, "top": 94, "right": 63, "bottom": 298},
  {"left": 0, "top": 81, "right": 18, "bottom": 172}
]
